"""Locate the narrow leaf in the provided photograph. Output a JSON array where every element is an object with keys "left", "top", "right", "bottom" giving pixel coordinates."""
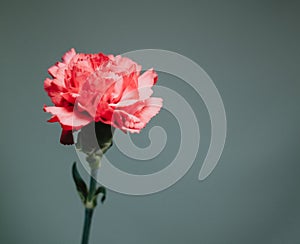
[
  {"left": 72, "top": 162, "right": 88, "bottom": 203},
  {"left": 95, "top": 186, "right": 106, "bottom": 203}
]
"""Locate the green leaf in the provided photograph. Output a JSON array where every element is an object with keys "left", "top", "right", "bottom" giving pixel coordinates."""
[
  {"left": 92, "top": 186, "right": 106, "bottom": 206},
  {"left": 95, "top": 186, "right": 106, "bottom": 204},
  {"left": 72, "top": 162, "right": 88, "bottom": 203}
]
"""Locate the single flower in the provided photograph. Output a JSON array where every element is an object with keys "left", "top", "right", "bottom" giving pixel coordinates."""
[{"left": 44, "top": 49, "right": 163, "bottom": 145}]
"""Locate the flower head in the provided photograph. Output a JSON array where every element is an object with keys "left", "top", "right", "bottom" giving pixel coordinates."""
[{"left": 44, "top": 49, "right": 163, "bottom": 145}]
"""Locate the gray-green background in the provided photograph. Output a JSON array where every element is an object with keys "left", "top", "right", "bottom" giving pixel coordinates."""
[{"left": 1, "top": 0, "right": 299, "bottom": 243}]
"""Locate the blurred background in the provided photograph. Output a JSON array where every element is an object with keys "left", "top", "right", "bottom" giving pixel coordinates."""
[{"left": 0, "top": 0, "right": 299, "bottom": 243}]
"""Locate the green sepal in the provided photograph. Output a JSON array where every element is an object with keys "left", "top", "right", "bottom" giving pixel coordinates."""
[{"left": 72, "top": 162, "right": 88, "bottom": 204}]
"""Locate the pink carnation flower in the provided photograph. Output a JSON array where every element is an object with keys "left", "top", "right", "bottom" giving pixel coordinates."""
[{"left": 44, "top": 48, "right": 163, "bottom": 145}]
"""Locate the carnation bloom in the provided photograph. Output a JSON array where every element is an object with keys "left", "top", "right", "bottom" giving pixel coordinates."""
[{"left": 44, "top": 49, "right": 163, "bottom": 145}]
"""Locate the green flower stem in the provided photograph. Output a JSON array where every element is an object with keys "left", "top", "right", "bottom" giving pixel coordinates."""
[
  {"left": 81, "top": 168, "right": 98, "bottom": 244},
  {"left": 87, "top": 168, "right": 98, "bottom": 202},
  {"left": 81, "top": 208, "right": 94, "bottom": 244}
]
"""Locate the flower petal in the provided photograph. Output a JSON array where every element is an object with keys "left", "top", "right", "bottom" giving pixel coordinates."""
[
  {"left": 112, "top": 97, "right": 163, "bottom": 132},
  {"left": 62, "top": 48, "right": 76, "bottom": 63},
  {"left": 138, "top": 68, "right": 158, "bottom": 88},
  {"left": 60, "top": 130, "right": 74, "bottom": 145},
  {"left": 43, "top": 105, "right": 92, "bottom": 130}
]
